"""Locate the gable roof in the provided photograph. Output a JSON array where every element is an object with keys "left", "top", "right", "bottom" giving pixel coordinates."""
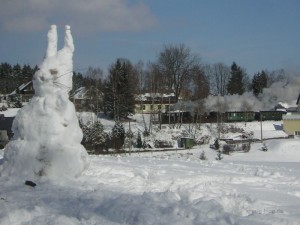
[
  {"left": 297, "top": 93, "right": 300, "bottom": 105},
  {"left": 70, "top": 87, "right": 89, "bottom": 99},
  {"left": 9, "top": 81, "right": 33, "bottom": 95}
]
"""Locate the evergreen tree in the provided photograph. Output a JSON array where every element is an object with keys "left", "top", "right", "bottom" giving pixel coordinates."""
[
  {"left": 22, "top": 64, "right": 36, "bottom": 82},
  {"left": 112, "top": 122, "right": 125, "bottom": 151},
  {"left": 103, "top": 58, "right": 135, "bottom": 120},
  {"left": 214, "top": 139, "right": 220, "bottom": 150},
  {"left": 79, "top": 120, "right": 92, "bottom": 148},
  {"left": 103, "top": 79, "right": 115, "bottom": 118},
  {"left": 71, "top": 72, "right": 84, "bottom": 93},
  {"left": 79, "top": 119, "right": 87, "bottom": 143},
  {"left": 90, "top": 120, "right": 107, "bottom": 153},
  {"left": 0, "top": 63, "right": 13, "bottom": 93},
  {"left": 0, "top": 63, "right": 37, "bottom": 94},
  {"left": 13, "top": 94, "right": 23, "bottom": 108},
  {"left": 251, "top": 70, "right": 268, "bottom": 96},
  {"left": 136, "top": 131, "right": 143, "bottom": 148},
  {"left": 227, "top": 62, "right": 246, "bottom": 95},
  {"left": 13, "top": 64, "right": 22, "bottom": 77}
]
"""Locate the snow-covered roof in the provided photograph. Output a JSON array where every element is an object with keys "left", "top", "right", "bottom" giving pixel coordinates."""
[
  {"left": 71, "top": 87, "right": 88, "bottom": 99},
  {"left": 283, "top": 113, "right": 300, "bottom": 120},
  {"left": 297, "top": 93, "right": 300, "bottom": 105},
  {"left": 277, "top": 100, "right": 297, "bottom": 109},
  {"left": 9, "top": 81, "right": 32, "bottom": 95},
  {"left": 135, "top": 93, "right": 175, "bottom": 101}
]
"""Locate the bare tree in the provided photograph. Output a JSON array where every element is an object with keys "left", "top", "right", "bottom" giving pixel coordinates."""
[
  {"left": 84, "top": 67, "right": 103, "bottom": 114},
  {"left": 192, "top": 65, "right": 210, "bottom": 100},
  {"left": 155, "top": 44, "right": 201, "bottom": 101},
  {"left": 133, "top": 60, "right": 146, "bottom": 93},
  {"left": 205, "top": 63, "right": 230, "bottom": 96},
  {"left": 265, "top": 69, "right": 286, "bottom": 87},
  {"left": 145, "top": 62, "right": 166, "bottom": 94}
]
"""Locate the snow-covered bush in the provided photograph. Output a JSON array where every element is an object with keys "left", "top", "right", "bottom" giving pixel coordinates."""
[
  {"left": 136, "top": 132, "right": 143, "bottom": 148},
  {"left": 195, "top": 135, "right": 210, "bottom": 145},
  {"left": 214, "top": 139, "right": 220, "bottom": 150},
  {"left": 261, "top": 142, "right": 268, "bottom": 151},
  {"left": 154, "top": 140, "right": 173, "bottom": 148},
  {"left": 216, "top": 150, "right": 223, "bottom": 160},
  {"left": 199, "top": 150, "right": 207, "bottom": 160},
  {"left": 222, "top": 144, "right": 234, "bottom": 155},
  {"left": 90, "top": 121, "right": 108, "bottom": 154},
  {"left": 241, "top": 143, "right": 251, "bottom": 152},
  {"left": 111, "top": 122, "right": 125, "bottom": 151}
]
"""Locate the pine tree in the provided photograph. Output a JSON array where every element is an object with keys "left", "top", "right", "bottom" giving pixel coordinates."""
[
  {"left": 112, "top": 122, "right": 125, "bottom": 151},
  {"left": 90, "top": 120, "right": 107, "bottom": 153},
  {"left": 13, "top": 94, "right": 23, "bottom": 108},
  {"left": 214, "top": 139, "right": 220, "bottom": 150},
  {"left": 103, "top": 58, "right": 135, "bottom": 120},
  {"left": 79, "top": 120, "right": 92, "bottom": 149},
  {"left": 103, "top": 79, "right": 115, "bottom": 118},
  {"left": 227, "top": 62, "right": 246, "bottom": 95},
  {"left": 252, "top": 70, "right": 268, "bottom": 96},
  {"left": 136, "top": 131, "right": 143, "bottom": 148}
]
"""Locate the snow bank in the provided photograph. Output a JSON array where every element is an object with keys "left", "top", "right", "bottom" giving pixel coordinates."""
[
  {"left": 1, "top": 154, "right": 300, "bottom": 224},
  {"left": 227, "top": 139, "right": 300, "bottom": 162},
  {"left": 0, "top": 108, "right": 20, "bottom": 117},
  {"left": 0, "top": 25, "right": 88, "bottom": 182}
]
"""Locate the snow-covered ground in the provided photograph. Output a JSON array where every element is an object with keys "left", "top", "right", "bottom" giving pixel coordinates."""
[
  {"left": 1, "top": 134, "right": 300, "bottom": 224},
  {"left": 1, "top": 109, "right": 299, "bottom": 225}
]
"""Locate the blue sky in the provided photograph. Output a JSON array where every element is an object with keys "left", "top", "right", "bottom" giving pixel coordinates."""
[{"left": 0, "top": 0, "right": 299, "bottom": 76}]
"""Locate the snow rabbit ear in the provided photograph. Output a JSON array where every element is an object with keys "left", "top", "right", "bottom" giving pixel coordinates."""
[
  {"left": 45, "top": 25, "right": 74, "bottom": 59},
  {"left": 63, "top": 25, "right": 74, "bottom": 53},
  {"left": 46, "top": 25, "right": 58, "bottom": 58}
]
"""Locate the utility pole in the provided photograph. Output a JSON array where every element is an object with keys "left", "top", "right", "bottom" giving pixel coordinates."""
[{"left": 260, "top": 111, "right": 263, "bottom": 142}]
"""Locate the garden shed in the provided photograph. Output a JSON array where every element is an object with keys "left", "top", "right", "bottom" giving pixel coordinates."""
[{"left": 179, "top": 137, "right": 194, "bottom": 149}]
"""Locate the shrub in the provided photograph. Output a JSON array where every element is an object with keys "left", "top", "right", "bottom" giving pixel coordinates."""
[
  {"left": 154, "top": 140, "right": 173, "bottom": 148},
  {"left": 199, "top": 151, "right": 207, "bottom": 160},
  {"left": 216, "top": 150, "right": 223, "bottom": 160},
  {"left": 261, "top": 143, "right": 268, "bottom": 152},
  {"left": 136, "top": 132, "right": 143, "bottom": 148},
  {"left": 222, "top": 144, "right": 233, "bottom": 155},
  {"left": 214, "top": 139, "right": 220, "bottom": 150},
  {"left": 241, "top": 143, "right": 251, "bottom": 152}
]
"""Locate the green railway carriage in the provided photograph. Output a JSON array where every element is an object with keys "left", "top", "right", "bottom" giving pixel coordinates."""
[
  {"left": 225, "top": 111, "right": 255, "bottom": 122},
  {"left": 255, "top": 111, "right": 286, "bottom": 121}
]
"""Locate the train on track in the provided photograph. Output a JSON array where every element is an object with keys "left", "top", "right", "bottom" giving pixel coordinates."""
[{"left": 160, "top": 110, "right": 287, "bottom": 124}]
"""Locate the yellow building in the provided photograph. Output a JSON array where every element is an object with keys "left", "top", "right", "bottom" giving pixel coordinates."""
[
  {"left": 283, "top": 113, "right": 300, "bottom": 136},
  {"left": 283, "top": 96, "right": 300, "bottom": 136},
  {"left": 134, "top": 93, "right": 177, "bottom": 114}
]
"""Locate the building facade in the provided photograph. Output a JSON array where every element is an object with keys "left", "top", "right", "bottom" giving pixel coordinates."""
[
  {"left": 283, "top": 94, "right": 300, "bottom": 136},
  {"left": 134, "top": 93, "right": 177, "bottom": 114}
]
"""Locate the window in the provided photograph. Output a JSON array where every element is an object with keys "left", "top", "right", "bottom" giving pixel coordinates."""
[
  {"left": 295, "top": 131, "right": 300, "bottom": 136},
  {"left": 158, "top": 105, "right": 162, "bottom": 110}
]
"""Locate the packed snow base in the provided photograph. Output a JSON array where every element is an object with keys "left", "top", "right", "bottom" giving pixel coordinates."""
[
  {"left": 0, "top": 25, "right": 88, "bottom": 181},
  {"left": 1, "top": 144, "right": 300, "bottom": 225}
]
